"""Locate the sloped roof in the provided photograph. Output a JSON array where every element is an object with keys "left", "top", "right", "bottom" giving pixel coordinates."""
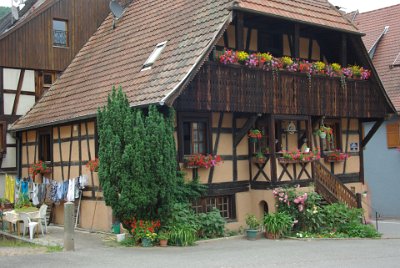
[
  {"left": 235, "top": 0, "right": 360, "bottom": 34},
  {"left": 355, "top": 4, "right": 400, "bottom": 113},
  {"left": 11, "top": 0, "right": 363, "bottom": 131}
]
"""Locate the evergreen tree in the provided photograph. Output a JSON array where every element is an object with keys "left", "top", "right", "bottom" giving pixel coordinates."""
[{"left": 98, "top": 87, "right": 206, "bottom": 225}]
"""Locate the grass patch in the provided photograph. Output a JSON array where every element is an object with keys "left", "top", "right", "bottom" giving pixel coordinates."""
[
  {"left": 14, "top": 207, "right": 38, "bottom": 213},
  {"left": 46, "top": 245, "right": 63, "bottom": 253},
  {"left": 0, "top": 237, "right": 39, "bottom": 248}
]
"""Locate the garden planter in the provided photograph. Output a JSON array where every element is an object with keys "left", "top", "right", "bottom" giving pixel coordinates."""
[
  {"left": 159, "top": 239, "right": 168, "bottom": 247},
  {"left": 264, "top": 232, "right": 280, "bottom": 239},
  {"left": 253, "top": 157, "right": 266, "bottom": 164},
  {"left": 141, "top": 237, "right": 153, "bottom": 247},
  {"left": 246, "top": 229, "right": 258, "bottom": 240}
]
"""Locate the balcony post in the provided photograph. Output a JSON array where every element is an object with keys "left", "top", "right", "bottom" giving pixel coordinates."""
[
  {"left": 341, "top": 33, "right": 347, "bottom": 66},
  {"left": 294, "top": 24, "right": 300, "bottom": 58},
  {"left": 235, "top": 12, "right": 244, "bottom": 50},
  {"left": 269, "top": 115, "right": 277, "bottom": 183}
]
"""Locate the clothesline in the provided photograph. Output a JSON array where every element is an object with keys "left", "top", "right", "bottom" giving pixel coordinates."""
[{"left": 4, "top": 174, "right": 89, "bottom": 206}]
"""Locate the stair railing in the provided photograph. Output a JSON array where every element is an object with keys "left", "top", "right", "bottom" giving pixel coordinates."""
[{"left": 313, "top": 161, "right": 358, "bottom": 208}]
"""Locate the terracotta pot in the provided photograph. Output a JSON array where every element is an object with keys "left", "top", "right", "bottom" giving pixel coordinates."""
[
  {"left": 264, "top": 232, "right": 279, "bottom": 239},
  {"left": 159, "top": 239, "right": 168, "bottom": 247}
]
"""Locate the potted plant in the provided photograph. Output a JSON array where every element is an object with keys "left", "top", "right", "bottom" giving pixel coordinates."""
[
  {"left": 29, "top": 161, "right": 51, "bottom": 181},
  {"left": 324, "top": 150, "right": 349, "bottom": 162},
  {"left": 314, "top": 125, "right": 332, "bottom": 140},
  {"left": 85, "top": 158, "right": 99, "bottom": 172},
  {"left": 245, "top": 214, "right": 260, "bottom": 240},
  {"left": 139, "top": 230, "right": 157, "bottom": 247},
  {"left": 158, "top": 231, "right": 169, "bottom": 247},
  {"left": 248, "top": 129, "right": 262, "bottom": 143},
  {"left": 263, "top": 212, "right": 293, "bottom": 239},
  {"left": 253, "top": 151, "right": 266, "bottom": 164}
]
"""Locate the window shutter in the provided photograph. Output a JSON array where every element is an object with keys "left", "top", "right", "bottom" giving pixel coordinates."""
[{"left": 386, "top": 122, "right": 400, "bottom": 148}]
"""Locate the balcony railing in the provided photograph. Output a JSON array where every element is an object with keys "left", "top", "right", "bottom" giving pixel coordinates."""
[{"left": 176, "top": 61, "right": 388, "bottom": 118}]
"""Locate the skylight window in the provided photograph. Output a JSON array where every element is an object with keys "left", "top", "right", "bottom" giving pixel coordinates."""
[{"left": 142, "top": 41, "right": 167, "bottom": 71}]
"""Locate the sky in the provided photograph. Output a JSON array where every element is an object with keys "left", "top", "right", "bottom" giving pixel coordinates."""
[{"left": 0, "top": 0, "right": 400, "bottom": 13}]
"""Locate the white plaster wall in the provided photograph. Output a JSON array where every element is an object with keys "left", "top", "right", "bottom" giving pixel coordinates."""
[
  {"left": 6, "top": 133, "right": 16, "bottom": 145},
  {"left": 1, "top": 147, "right": 16, "bottom": 168},
  {"left": 3, "top": 93, "right": 16, "bottom": 115},
  {"left": 3, "top": 68, "right": 20, "bottom": 90},
  {"left": 16, "top": 95, "right": 35, "bottom": 115},
  {"left": 21, "top": 70, "right": 35, "bottom": 92}
]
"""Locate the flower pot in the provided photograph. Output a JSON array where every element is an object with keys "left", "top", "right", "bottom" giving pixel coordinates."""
[
  {"left": 264, "top": 231, "right": 280, "bottom": 239},
  {"left": 319, "top": 132, "right": 326, "bottom": 139},
  {"left": 141, "top": 237, "right": 153, "bottom": 247},
  {"left": 246, "top": 229, "right": 258, "bottom": 240},
  {"left": 159, "top": 239, "right": 168, "bottom": 247}
]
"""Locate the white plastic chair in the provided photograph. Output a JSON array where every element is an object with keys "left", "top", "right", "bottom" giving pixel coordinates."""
[
  {"left": 37, "top": 204, "right": 48, "bottom": 234},
  {"left": 19, "top": 213, "right": 42, "bottom": 240}
]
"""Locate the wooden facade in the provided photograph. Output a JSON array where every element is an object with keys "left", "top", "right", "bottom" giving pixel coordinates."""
[
  {"left": 0, "top": 0, "right": 110, "bottom": 71},
  {"left": 0, "top": 0, "right": 110, "bottom": 179}
]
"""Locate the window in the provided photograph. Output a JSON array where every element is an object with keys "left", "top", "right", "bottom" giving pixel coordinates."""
[
  {"left": 0, "top": 122, "right": 6, "bottom": 154},
  {"left": 39, "top": 132, "right": 52, "bottom": 162},
  {"left": 321, "top": 120, "right": 342, "bottom": 152},
  {"left": 178, "top": 113, "right": 211, "bottom": 160},
  {"left": 193, "top": 195, "right": 236, "bottom": 220},
  {"left": 53, "top": 19, "right": 68, "bottom": 47},
  {"left": 258, "top": 32, "right": 283, "bottom": 57},
  {"left": 386, "top": 122, "right": 400, "bottom": 148},
  {"left": 142, "top": 41, "right": 167, "bottom": 70}
]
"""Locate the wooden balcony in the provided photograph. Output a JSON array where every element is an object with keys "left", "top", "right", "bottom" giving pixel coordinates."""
[{"left": 176, "top": 61, "right": 388, "bottom": 118}]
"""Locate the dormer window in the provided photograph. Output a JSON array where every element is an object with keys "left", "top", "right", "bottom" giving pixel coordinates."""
[{"left": 141, "top": 41, "right": 167, "bottom": 71}]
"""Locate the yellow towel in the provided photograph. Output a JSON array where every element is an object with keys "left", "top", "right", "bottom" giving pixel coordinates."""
[{"left": 5, "top": 174, "right": 15, "bottom": 203}]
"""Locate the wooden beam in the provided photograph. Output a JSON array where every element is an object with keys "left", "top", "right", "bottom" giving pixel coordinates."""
[
  {"left": 234, "top": 115, "right": 257, "bottom": 147},
  {"left": 57, "top": 126, "right": 64, "bottom": 181},
  {"left": 361, "top": 119, "right": 384, "bottom": 148},
  {"left": 269, "top": 115, "right": 277, "bottom": 182},
  {"left": 343, "top": 118, "right": 350, "bottom": 174},
  {"left": 67, "top": 125, "right": 73, "bottom": 180},
  {"left": 235, "top": 12, "right": 244, "bottom": 50},
  {"left": 223, "top": 32, "right": 229, "bottom": 48},
  {"left": 358, "top": 120, "right": 364, "bottom": 183},
  {"left": 341, "top": 33, "right": 347, "bottom": 66},
  {"left": 0, "top": 67, "right": 3, "bottom": 115},
  {"left": 12, "top": 69, "right": 25, "bottom": 116},
  {"left": 208, "top": 112, "right": 224, "bottom": 184},
  {"left": 294, "top": 24, "right": 300, "bottom": 58},
  {"left": 232, "top": 113, "right": 238, "bottom": 181},
  {"left": 245, "top": 27, "right": 252, "bottom": 51},
  {"left": 85, "top": 121, "right": 96, "bottom": 199},
  {"left": 78, "top": 123, "right": 82, "bottom": 175},
  {"left": 308, "top": 38, "right": 313, "bottom": 61}
]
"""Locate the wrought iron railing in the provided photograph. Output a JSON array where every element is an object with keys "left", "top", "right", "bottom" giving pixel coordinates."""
[
  {"left": 313, "top": 161, "right": 358, "bottom": 208},
  {"left": 53, "top": 30, "right": 68, "bottom": 47}
]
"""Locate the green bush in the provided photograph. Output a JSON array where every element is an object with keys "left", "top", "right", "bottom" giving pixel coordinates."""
[
  {"left": 340, "top": 223, "right": 381, "bottom": 238},
  {"left": 322, "top": 203, "right": 363, "bottom": 231},
  {"left": 263, "top": 212, "right": 293, "bottom": 238},
  {"left": 197, "top": 208, "right": 226, "bottom": 238}
]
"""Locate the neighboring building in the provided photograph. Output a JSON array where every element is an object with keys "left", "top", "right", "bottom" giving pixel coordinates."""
[
  {"left": 10, "top": 0, "right": 394, "bottom": 231},
  {"left": 355, "top": 5, "right": 400, "bottom": 219},
  {"left": 0, "top": 0, "right": 111, "bottom": 196}
]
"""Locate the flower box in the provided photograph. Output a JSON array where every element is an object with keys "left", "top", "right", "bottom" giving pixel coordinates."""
[
  {"left": 278, "top": 158, "right": 314, "bottom": 164},
  {"left": 253, "top": 157, "right": 267, "bottom": 164},
  {"left": 323, "top": 152, "right": 349, "bottom": 163},
  {"left": 183, "top": 154, "right": 222, "bottom": 169}
]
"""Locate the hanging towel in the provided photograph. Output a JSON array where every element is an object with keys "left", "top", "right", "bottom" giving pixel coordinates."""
[
  {"left": 32, "top": 183, "right": 39, "bottom": 206},
  {"left": 66, "top": 178, "right": 75, "bottom": 202},
  {"left": 5, "top": 174, "right": 15, "bottom": 203},
  {"left": 21, "top": 180, "right": 29, "bottom": 195}
]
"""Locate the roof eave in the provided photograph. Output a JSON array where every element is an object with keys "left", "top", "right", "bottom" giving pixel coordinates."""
[{"left": 231, "top": 6, "right": 365, "bottom": 36}]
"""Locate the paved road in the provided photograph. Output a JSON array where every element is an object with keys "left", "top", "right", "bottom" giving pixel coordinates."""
[
  {"left": 2, "top": 220, "right": 400, "bottom": 268},
  {"left": 2, "top": 236, "right": 400, "bottom": 268}
]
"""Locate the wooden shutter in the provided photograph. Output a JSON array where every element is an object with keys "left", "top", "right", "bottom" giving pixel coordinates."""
[{"left": 386, "top": 122, "right": 400, "bottom": 148}]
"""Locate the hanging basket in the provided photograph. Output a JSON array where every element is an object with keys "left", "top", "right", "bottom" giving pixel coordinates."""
[{"left": 319, "top": 132, "right": 327, "bottom": 139}]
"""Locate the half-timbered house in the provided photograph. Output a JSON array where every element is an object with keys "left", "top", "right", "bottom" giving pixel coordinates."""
[
  {"left": 10, "top": 0, "right": 395, "bottom": 231},
  {"left": 0, "top": 0, "right": 111, "bottom": 196}
]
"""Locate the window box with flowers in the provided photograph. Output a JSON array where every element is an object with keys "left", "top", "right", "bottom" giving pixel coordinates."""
[
  {"left": 183, "top": 154, "right": 222, "bottom": 169},
  {"left": 278, "top": 148, "right": 320, "bottom": 164},
  {"left": 253, "top": 151, "right": 267, "bottom": 164},
  {"left": 29, "top": 161, "right": 51, "bottom": 180},
  {"left": 323, "top": 150, "right": 349, "bottom": 163},
  {"left": 248, "top": 129, "right": 263, "bottom": 143}
]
